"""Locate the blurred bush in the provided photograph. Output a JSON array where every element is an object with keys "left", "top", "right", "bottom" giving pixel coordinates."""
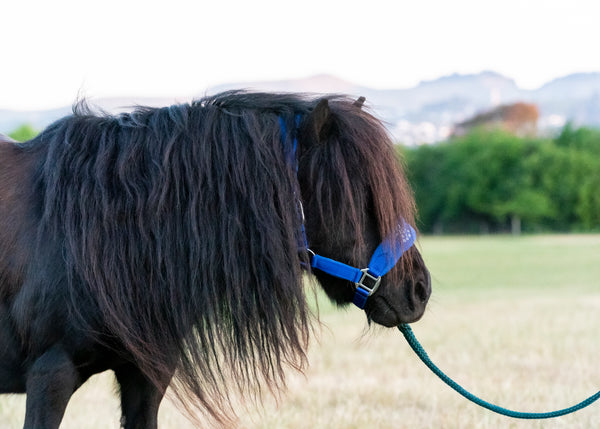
[
  {"left": 401, "top": 124, "right": 600, "bottom": 234},
  {"left": 8, "top": 123, "right": 39, "bottom": 142}
]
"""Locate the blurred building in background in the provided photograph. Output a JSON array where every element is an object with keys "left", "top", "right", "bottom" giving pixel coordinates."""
[{"left": 453, "top": 102, "right": 539, "bottom": 138}]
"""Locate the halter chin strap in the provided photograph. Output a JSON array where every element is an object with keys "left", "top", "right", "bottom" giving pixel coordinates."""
[{"left": 279, "top": 115, "right": 417, "bottom": 309}]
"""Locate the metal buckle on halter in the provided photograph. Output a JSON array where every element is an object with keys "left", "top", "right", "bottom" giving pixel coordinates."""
[{"left": 356, "top": 268, "right": 381, "bottom": 296}]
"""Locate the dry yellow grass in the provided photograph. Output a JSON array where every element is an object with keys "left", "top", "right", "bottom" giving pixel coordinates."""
[{"left": 2, "top": 235, "right": 600, "bottom": 428}]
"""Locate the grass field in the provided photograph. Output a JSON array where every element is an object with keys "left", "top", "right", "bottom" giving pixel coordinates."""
[{"left": 1, "top": 234, "right": 600, "bottom": 428}]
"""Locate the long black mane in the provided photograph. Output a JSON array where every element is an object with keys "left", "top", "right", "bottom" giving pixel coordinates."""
[{"left": 22, "top": 91, "right": 415, "bottom": 424}]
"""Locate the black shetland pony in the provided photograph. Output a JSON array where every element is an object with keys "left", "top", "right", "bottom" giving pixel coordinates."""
[{"left": 0, "top": 92, "right": 431, "bottom": 428}]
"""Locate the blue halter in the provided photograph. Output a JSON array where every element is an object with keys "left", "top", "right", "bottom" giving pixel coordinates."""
[
  {"left": 279, "top": 116, "right": 417, "bottom": 309},
  {"left": 311, "top": 222, "right": 416, "bottom": 308}
]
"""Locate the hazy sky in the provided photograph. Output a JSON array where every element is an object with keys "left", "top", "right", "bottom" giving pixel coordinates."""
[{"left": 2, "top": 0, "right": 600, "bottom": 110}]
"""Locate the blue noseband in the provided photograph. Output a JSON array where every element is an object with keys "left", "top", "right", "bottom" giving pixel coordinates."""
[
  {"left": 310, "top": 222, "right": 416, "bottom": 308},
  {"left": 280, "top": 116, "right": 417, "bottom": 309}
]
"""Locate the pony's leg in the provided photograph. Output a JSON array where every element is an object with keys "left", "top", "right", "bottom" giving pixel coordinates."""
[
  {"left": 0, "top": 306, "right": 25, "bottom": 393},
  {"left": 23, "top": 345, "right": 79, "bottom": 429},
  {"left": 115, "top": 364, "right": 168, "bottom": 429}
]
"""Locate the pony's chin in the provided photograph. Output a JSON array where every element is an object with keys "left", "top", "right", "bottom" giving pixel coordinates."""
[{"left": 366, "top": 296, "right": 426, "bottom": 327}]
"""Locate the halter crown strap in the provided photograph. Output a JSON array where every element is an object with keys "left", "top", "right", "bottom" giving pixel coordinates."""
[
  {"left": 280, "top": 115, "right": 308, "bottom": 250},
  {"left": 279, "top": 115, "right": 301, "bottom": 170}
]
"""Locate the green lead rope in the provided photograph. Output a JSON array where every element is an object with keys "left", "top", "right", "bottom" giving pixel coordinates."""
[{"left": 398, "top": 324, "right": 600, "bottom": 419}]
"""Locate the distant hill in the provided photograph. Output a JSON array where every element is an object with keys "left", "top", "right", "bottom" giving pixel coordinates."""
[
  {"left": 209, "top": 71, "right": 600, "bottom": 143},
  {"left": 3, "top": 72, "right": 600, "bottom": 144}
]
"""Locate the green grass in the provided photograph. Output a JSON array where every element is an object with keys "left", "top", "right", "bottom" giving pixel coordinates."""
[{"left": 1, "top": 235, "right": 600, "bottom": 428}]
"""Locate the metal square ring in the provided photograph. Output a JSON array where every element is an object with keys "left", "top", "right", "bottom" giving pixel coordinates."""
[{"left": 356, "top": 269, "right": 382, "bottom": 296}]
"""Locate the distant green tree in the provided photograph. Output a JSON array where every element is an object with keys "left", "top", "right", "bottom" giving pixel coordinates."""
[
  {"left": 8, "top": 124, "right": 38, "bottom": 142},
  {"left": 450, "top": 130, "right": 555, "bottom": 234},
  {"left": 527, "top": 138, "right": 598, "bottom": 229},
  {"left": 402, "top": 124, "right": 599, "bottom": 234},
  {"left": 401, "top": 144, "right": 448, "bottom": 232},
  {"left": 556, "top": 123, "right": 600, "bottom": 154}
]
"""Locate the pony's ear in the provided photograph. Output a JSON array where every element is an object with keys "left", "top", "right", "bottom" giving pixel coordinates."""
[
  {"left": 307, "top": 98, "right": 334, "bottom": 143},
  {"left": 353, "top": 96, "right": 366, "bottom": 109}
]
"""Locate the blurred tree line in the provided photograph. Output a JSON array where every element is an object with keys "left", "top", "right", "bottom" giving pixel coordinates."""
[{"left": 401, "top": 124, "right": 600, "bottom": 234}]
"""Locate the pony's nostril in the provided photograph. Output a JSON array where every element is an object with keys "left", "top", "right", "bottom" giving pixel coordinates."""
[{"left": 414, "top": 279, "right": 430, "bottom": 304}]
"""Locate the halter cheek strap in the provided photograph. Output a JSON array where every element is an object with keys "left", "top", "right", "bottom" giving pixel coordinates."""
[{"left": 279, "top": 115, "right": 417, "bottom": 309}]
